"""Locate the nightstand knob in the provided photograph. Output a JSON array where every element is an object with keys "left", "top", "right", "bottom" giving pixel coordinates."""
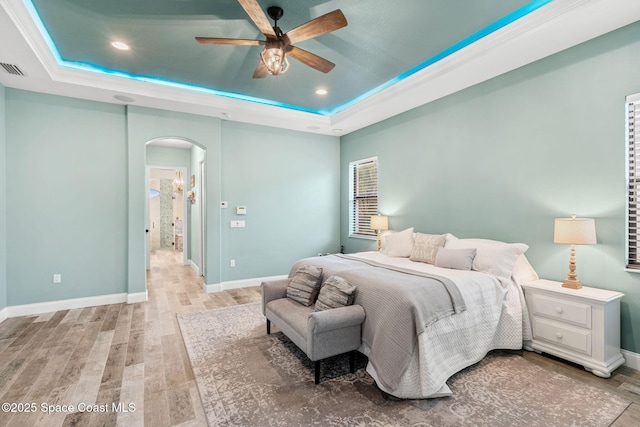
[
  {"left": 556, "top": 332, "right": 563, "bottom": 339},
  {"left": 555, "top": 307, "right": 563, "bottom": 314}
]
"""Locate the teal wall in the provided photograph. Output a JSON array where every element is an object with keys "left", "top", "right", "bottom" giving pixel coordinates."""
[
  {"left": 6, "top": 90, "right": 127, "bottom": 305},
  {"left": 146, "top": 146, "right": 191, "bottom": 168},
  {"left": 1, "top": 94, "right": 341, "bottom": 304},
  {"left": 341, "top": 22, "right": 640, "bottom": 353},
  {"left": 220, "top": 121, "right": 340, "bottom": 281},
  {"left": 0, "top": 83, "right": 6, "bottom": 311}
]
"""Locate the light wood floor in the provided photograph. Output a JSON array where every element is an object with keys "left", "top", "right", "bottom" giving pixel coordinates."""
[
  {"left": 0, "top": 249, "right": 638, "bottom": 427},
  {"left": 0, "top": 250, "right": 261, "bottom": 427}
]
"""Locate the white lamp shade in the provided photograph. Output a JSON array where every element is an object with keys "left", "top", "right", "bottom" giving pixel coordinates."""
[
  {"left": 370, "top": 215, "right": 389, "bottom": 231},
  {"left": 554, "top": 217, "right": 596, "bottom": 245}
]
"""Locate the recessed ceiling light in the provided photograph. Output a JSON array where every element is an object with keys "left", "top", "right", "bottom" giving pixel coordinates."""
[
  {"left": 111, "top": 41, "right": 130, "bottom": 51},
  {"left": 315, "top": 88, "right": 328, "bottom": 96},
  {"left": 332, "top": 128, "right": 343, "bottom": 133}
]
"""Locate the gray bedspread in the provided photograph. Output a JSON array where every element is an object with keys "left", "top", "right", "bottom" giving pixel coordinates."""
[{"left": 289, "top": 254, "right": 466, "bottom": 391}]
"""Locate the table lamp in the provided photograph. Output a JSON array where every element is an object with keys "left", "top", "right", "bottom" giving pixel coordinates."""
[
  {"left": 554, "top": 214, "right": 596, "bottom": 289},
  {"left": 370, "top": 215, "right": 389, "bottom": 252}
]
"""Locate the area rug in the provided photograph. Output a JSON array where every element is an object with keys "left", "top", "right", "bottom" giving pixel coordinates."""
[{"left": 177, "top": 302, "right": 630, "bottom": 427}]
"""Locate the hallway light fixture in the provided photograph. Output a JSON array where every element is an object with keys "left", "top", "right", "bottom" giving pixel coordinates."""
[{"left": 173, "top": 170, "right": 184, "bottom": 194}]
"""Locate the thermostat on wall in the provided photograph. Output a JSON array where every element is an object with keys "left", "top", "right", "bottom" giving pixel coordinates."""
[{"left": 236, "top": 206, "right": 247, "bottom": 215}]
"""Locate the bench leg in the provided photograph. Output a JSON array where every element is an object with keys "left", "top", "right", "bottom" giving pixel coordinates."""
[
  {"left": 266, "top": 319, "right": 271, "bottom": 334},
  {"left": 349, "top": 351, "right": 355, "bottom": 373},
  {"left": 314, "top": 361, "right": 321, "bottom": 384}
]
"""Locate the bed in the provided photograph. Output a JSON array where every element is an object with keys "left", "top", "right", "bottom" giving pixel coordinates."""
[{"left": 288, "top": 229, "right": 535, "bottom": 399}]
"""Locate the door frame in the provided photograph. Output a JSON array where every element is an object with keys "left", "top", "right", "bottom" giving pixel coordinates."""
[{"left": 199, "top": 159, "right": 206, "bottom": 277}]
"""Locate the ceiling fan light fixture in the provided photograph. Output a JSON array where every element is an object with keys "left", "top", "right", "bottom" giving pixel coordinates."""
[
  {"left": 260, "top": 41, "right": 290, "bottom": 75},
  {"left": 195, "top": 2, "right": 347, "bottom": 78}
]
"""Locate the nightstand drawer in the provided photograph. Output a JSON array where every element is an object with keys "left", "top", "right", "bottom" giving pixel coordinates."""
[
  {"left": 528, "top": 293, "right": 591, "bottom": 328},
  {"left": 532, "top": 317, "right": 592, "bottom": 356}
]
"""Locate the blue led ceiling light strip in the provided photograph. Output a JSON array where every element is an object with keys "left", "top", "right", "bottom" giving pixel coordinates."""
[
  {"left": 22, "top": 0, "right": 321, "bottom": 114},
  {"left": 324, "top": 0, "right": 553, "bottom": 116},
  {"left": 24, "top": 0, "right": 553, "bottom": 117}
]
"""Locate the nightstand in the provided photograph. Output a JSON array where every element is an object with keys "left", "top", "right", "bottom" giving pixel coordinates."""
[{"left": 522, "top": 279, "right": 625, "bottom": 378}]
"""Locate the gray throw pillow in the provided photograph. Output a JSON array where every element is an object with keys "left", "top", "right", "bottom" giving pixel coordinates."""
[
  {"left": 434, "top": 247, "right": 476, "bottom": 271},
  {"left": 286, "top": 265, "right": 323, "bottom": 306},
  {"left": 315, "top": 275, "right": 357, "bottom": 311}
]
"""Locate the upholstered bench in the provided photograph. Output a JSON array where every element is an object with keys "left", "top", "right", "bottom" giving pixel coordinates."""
[{"left": 261, "top": 278, "right": 366, "bottom": 384}]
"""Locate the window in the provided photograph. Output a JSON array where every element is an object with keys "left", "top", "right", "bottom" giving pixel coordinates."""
[
  {"left": 349, "top": 157, "right": 379, "bottom": 238},
  {"left": 626, "top": 93, "right": 640, "bottom": 268}
]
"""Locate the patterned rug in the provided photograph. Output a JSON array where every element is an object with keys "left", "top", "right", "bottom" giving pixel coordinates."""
[{"left": 177, "top": 302, "right": 630, "bottom": 427}]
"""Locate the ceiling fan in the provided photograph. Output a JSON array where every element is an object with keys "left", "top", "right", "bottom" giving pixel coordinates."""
[{"left": 195, "top": 0, "right": 347, "bottom": 78}]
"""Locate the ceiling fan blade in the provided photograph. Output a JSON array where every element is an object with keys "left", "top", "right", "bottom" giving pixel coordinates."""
[
  {"left": 196, "top": 37, "right": 263, "bottom": 46},
  {"left": 238, "top": 0, "right": 276, "bottom": 38},
  {"left": 282, "top": 9, "right": 347, "bottom": 45},
  {"left": 286, "top": 46, "right": 335, "bottom": 73},
  {"left": 253, "top": 60, "right": 269, "bottom": 78}
]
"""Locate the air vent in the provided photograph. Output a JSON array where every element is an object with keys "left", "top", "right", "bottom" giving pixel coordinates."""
[{"left": 0, "top": 62, "right": 25, "bottom": 76}]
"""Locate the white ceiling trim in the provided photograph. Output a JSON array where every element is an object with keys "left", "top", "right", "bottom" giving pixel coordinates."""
[{"left": 1, "top": 0, "right": 639, "bottom": 136}]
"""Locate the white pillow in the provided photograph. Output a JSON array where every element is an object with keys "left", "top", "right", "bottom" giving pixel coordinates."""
[
  {"left": 511, "top": 254, "right": 539, "bottom": 286},
  {"left": 381, "top": 227, "right": 414, "bottom": 257},
  {"left": 444, "top": 233, "right": 457, "bottom": 246},
  {"left": 445, "top": 237, "right": 528, "bottom": 278},
  {"left": 379, "top": 230, "right": 396, "bottom": 252}
]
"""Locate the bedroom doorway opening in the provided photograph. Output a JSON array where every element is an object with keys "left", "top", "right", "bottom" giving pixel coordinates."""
[{"left": 147, "top": 167, "right": 188, "bottom": 268}]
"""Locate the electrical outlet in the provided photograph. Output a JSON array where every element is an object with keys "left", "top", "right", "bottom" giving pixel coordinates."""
[
  {"left": 230, "top": 260, "right": 236, "bottom": 267},
  {"left": 53, "top": 274, "right": 62, "bottom": 284}
]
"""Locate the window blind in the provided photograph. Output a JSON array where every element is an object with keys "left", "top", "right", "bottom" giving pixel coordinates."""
[
  {"left": 627, "top": 94, "right": 640, "bottom": 268},
  {"left": 349, "top": 157, "right": 378, "bottom": 238}
]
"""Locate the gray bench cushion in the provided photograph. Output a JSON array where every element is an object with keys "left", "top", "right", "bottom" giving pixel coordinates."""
[{"left": 265, "top": 298, "right": 312, "bottom": 351}]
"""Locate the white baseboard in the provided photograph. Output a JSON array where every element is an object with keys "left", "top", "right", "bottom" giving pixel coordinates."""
[
  {"left": 127, "top": 291, "right": 148, "bottom": 304},
  {"left": 204, "top": 283, "right": 221, "bottom": 293},
  {"left": 204, "top": 274, "right": 288, "bottom": 293},
  {"left": 190, "top": 260, "right": 200, "bottom": 276},
  {"left": 3, "top": 291, "right": 149, "bottom": 319},
  {"left": 0, "top": 307, "right": 7, "bottom": 324},
  {"left": 622, "top": 349, "right": 640, "bottom": 371}
]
